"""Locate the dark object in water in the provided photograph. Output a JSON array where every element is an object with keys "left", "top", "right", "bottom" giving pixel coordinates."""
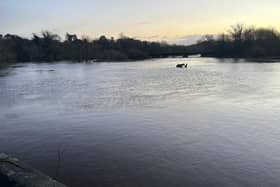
[
  {"left": 0, "top": 153, "right": 67, "bottom": 187},
  {"left": 176, "top": 64, "right": 188, "bottom": 68}
]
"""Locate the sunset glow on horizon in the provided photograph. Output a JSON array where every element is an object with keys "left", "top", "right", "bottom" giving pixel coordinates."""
[{"left": 1, "top": 0, "right": 280, "bottom": 44}]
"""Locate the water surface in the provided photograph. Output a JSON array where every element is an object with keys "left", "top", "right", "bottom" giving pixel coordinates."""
[{"left": 1, "top": 58, "right": 280, "bottom": 187}]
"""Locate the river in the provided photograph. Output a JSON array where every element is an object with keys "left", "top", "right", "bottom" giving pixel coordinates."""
[{"left": 1, "top": 58, "right": 280, "bottom": 186}]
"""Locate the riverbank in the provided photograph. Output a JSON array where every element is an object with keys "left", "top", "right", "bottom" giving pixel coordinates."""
[{"left": 0, "top": 153, "right": 67, "bottom": 187}]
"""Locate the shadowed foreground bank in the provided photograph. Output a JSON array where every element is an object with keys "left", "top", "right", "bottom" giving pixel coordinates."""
[{"left": 0, "top": 153, "right": 67, "bottom": 187}]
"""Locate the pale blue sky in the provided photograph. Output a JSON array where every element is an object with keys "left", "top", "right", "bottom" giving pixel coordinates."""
[{"left": 1, "top": 0, "right": 280, "bottom": 44}]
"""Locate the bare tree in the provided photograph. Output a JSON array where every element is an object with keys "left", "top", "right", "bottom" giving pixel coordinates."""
[
  {"left": 243, "top": 27, "right": 255, "bottom": 42},
  {"left": 229, "top": 24, "right": 244, "bottom": 42}
]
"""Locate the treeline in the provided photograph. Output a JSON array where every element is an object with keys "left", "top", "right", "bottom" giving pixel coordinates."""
[
  {"left": 0, "top": 32, "right": 189, "bottom": 63},
  {"left": 2, "top": 25, "right": 279, "bottom": 63},
  {"left": 194, "top": 24, "right": 280, "bottom": 58}
]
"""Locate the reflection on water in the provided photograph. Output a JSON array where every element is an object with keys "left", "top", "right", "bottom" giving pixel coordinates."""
[{"left": 1, "top": 58, "right": 280, "bottom": 187}]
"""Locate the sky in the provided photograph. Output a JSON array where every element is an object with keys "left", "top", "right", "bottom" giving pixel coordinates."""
[{"left": 1, "top": 0, "right": 280, "bottom": 44}]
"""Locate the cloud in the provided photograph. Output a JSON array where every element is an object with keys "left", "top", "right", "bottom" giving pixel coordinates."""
[
  {"left": 169, "top": 35, "right": 203, "bottom": 45},
  {"left": 118, "top": 34, "right": 208, "bottom": 46},
  {"left": 137, "top": 21, "right": 151, "bottom": 25},
  {"left": 132, "top": 35, "right": 162, "bottom": 41},
  {"left": 133, "top": 34, "right": 205, "bottom": 46}
]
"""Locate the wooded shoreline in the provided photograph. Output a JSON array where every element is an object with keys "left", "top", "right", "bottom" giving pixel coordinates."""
[{"left": 1, "top": 25, "right": 280, "bottom": 64}]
